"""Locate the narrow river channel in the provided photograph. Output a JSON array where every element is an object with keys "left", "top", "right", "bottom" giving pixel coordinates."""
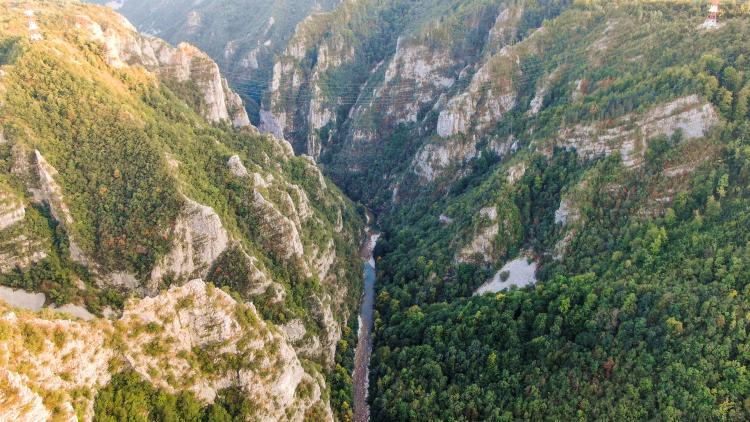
[{"left": 353, "top": 212, "right": 379, "bottom": 422}]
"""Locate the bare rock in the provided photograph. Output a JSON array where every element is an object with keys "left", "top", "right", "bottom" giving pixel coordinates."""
[
  {"left": 252, "top": 190, "right": 305, "bottom": 260},
  {"left": 557, "top": 95, "right": 719, "bottom": 167},
  {"left": 150, "top": 197, "right": 229, "bottom": 286},
  {"left": 413, "top": 140, "right": 477, "bottom": 182},
  {"left": 0, "top": 191, "right": 25, "bottom": 231},
  {"left": 31, "top": 150, "right": 89, "bottom": 266},
  {"left": 227, "top": 154, "right": 249, "bottom": 178},
  {"left": 78, "top": 14, "right": 251, "bottom": 128}
]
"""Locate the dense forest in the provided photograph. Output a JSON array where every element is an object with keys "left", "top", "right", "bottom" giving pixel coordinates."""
[
  {"left": 0, "top": 2, "right": 365, "bottom": 420},
  {"left": 366, "top": 2, "right": 750, "bottom": 421}
]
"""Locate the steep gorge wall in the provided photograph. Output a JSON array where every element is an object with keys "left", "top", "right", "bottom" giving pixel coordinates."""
[{"left": 0, "top": 3, "right": 365, "bottom": 419}]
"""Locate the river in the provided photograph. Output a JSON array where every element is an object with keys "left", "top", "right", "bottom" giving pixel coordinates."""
[{"left": 353, "top": 212, "right": 379, "bottom": 422}]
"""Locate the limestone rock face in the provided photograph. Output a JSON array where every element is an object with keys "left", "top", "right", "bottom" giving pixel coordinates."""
[
  {"left": 457, "top": 206, "right": 500, "bottom": 264},
  {"left": 0, "top": 309, "right": 113, "bottom": 421},
  {"left": 506, "top": 162, "right": 527, "bottom": 185},
  {"left": 556, "top": 95, "right": 719, "bottom": 167},
  {"left": 0, "top": 369, "right": 51, "bottom": 421},
  {"left": 412, "top": 140, "right": 477, "bottom": 182},
  {"left": 150, "top": 197, "right": 229, "bottom": 286},
  {"left": 31, "top": 150, "right": 89, "bottom": 266},
  {"left": 260, "top": 14, "right": 357, "bottom": 155},
  {"left": 356, "top": 37, "right": 456, "bottom": 130},
  {"left": 435, "top": 7, "right": 523, "bottom": 139},
  {"left": 0, "top": 279, "right": 332, "bottom": 421},
  {"left": 436, "top": 52, "right": 518, "bottom": 138},
  {"left": 121, "top": 280, "right": 317, "bottom": 419},
  {"left": 0, "top": 191, "right": 24, "bottom": 231},
  {"left": 259, "top": 109, "right": 287, "bottom": 141},
  {"left": 227, "top": 154, "right": 249, "bottom": 178},
  {"left": 252, "top": 190, "right": 305, "bottom": 261},
  {"left": 0, "top": 234, "right": 47, "bottom": 273},
  {"left": 78, "top": 14, "right": 251, "bottom": 128}
]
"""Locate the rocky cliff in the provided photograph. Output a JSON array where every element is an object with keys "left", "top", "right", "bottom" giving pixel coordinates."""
[
  {"left": 0, "top": 279, "right": 331, "bottom": 421},
  {"left": 89, "top": 0, "right": 342, "bottom": 123},
  {"left": 0, "top": 1, "right": 364, "bottom": 419},
  {"left": 77, "top": 12, "right": 251, "bottom": 127}
]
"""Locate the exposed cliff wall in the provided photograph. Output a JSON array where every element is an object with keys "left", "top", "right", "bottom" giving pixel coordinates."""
[
  {"left": 0, "top": 279, "right": 331, "bottom": 421},
  {"left": 555, "top": 95, "right": 719, "bottom": 167},
  {"left": 77, "top": 13, "right": 251, "bottom": 127},
  {"left": 0, "top": 3, "right": 364, "bottom": 419}
]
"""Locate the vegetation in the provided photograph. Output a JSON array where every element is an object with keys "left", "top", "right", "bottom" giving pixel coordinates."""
[
  {"left": 360, "top": 2, "right": 750, "bottom": 421},
  {"left": 0, "top": 1, "right": 362, "bottom": 333},
  {"left": 93, "top": 370, "right": 255, "bottom": 422},
  {"left": 329, "top": 316, "right": 358, "bottom": 422}
]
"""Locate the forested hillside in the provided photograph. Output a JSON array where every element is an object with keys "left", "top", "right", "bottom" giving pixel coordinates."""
[
  {"left": 9, "top": 0, "right": 750, "bottom": 421},
  {"left": 0, "top": 1, "right": 364, "bottom": 420},
  {"left": 213, "top": 0, "right": 750, "bottom": 419},
  {"left": 366, "top": 2, "right": 750, "bottom": 420}
]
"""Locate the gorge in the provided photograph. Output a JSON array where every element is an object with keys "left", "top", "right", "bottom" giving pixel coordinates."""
[{"left": 4, "top": 0, "right": 750, "bottom": 420}]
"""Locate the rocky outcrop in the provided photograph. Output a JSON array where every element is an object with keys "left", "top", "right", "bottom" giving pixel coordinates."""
[
  {"left": 437, "top": 53, "right": 518, "bottom": 138},
  {"left": 0, "top": 233, "right": 47, "bottom": 274},
  {"left": 554, "top": 198, "right": 580, "bottom": 226},
  {"left": 227, "top": 154, "right": 249, "bottom": 178},
  {"left": 457, "top": 206, "right": 499, "bottom": 264},
  {"left": 378, "top": 37, "right": 455, "bottom": 123},
  {"left": 150, "top": 197, "right": 229, "bottom": 286},
  {"left": 121, "top": 280, "right": 324, "bottom": 420},
  {"left": 528, "top": 68, "right": 561, "bottom": 116},
  {"left": 0, "top": 192, "right": 24, "bottom": 231},
  {"left": 252, "top": 190, "right": 305, "bottom": 261},
  {"left": 0, "top": 308, "right": 113, "bottom": 421},
  {"left": 436, "top": 7, "right": 524, "bottom": 139},
  {"left": 557, "top": 95, "right": 719, "bottom": 167},
  {"left": 0, "top": 369, "right": 51, "bottom": 421},
  {"left": 261, "top": 19, "right": 356, "bottom": 155},
  {"left": 77, "top": 14, "right": 251, "bottom": 127},
  {"left": 0, "top": 279, "right": 332, "bottom": 421},
  {"left": 412, "top": 140, "right": 477, "bottom": 182},
  {"left": 312, "top": 238, "right": 337, "bottom": 282},
  {"left": 31, "top": 150, "right": 90, "bottom": 266},
  {"left": 260, "top": 109, "right": 287, "bottom": 141},
  {"left": 506, "top": 162, "right": 527, "bottom": 184}
]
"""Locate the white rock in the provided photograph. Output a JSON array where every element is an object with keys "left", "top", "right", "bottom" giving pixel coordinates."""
[
  {"left": 150, "top": 197, "right": 229, "bottom": 285},
  {"left": 32, "top": 150, "right": 90, "bottom": 267},
  {"left": 259, "top": 109, "right": 286, "bottom": 140},
  {"left": 412, "top": 140, "right": 477, "bottom": 182},
  {"left": 557, "top": 95, "right": 719, "bottom": 168},
  {"left": 457, "top": 224, "right": 499, "bottom": 264},
  {"left": 227, "top": 155, "right": 249, "bottom": 178},
  {"left": 554, "top": 199, "right": 579, "bottom": 226},
  {"left": 282, "top": 319, "right": 307, "bottom": 343},
  {"left": 252, "top": 190, "right": 305, "bottom": 260},
  {"left": 0, "top": 286, "right": 45, "bottom": 311},
  {"left": 0, "top": 370, "right": 51, "bottom": 421},
  {"left": 80, "top": 15, "right": 250, "bottom": 127},
  {"left": 0, "top": 197, "right": 25, "bottom": 231},
  {"left": 475, "top": 256, "right": 538, "bottom": 295}
]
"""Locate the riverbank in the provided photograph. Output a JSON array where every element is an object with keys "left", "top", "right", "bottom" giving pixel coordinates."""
[{"left": 353, "top": 212, "right": 379, "bottom": 422}]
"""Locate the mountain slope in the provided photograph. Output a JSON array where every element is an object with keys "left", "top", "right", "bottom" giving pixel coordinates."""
[
  {"left": 0, "top": 1, "right": 364, "bottom": 420},
  {"left": 9, "top": 0, "right": 750, "bottom": 421},
  {"left": 240, "top": 0, "right": 750, "bottom": 419},
  {"left": 89, "top": 0, "right": 342, "bottom": 123}
]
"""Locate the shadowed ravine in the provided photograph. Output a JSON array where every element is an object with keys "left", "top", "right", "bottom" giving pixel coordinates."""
[{"left": 353, "top": 212, "right": 379, "bottom": 422}]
